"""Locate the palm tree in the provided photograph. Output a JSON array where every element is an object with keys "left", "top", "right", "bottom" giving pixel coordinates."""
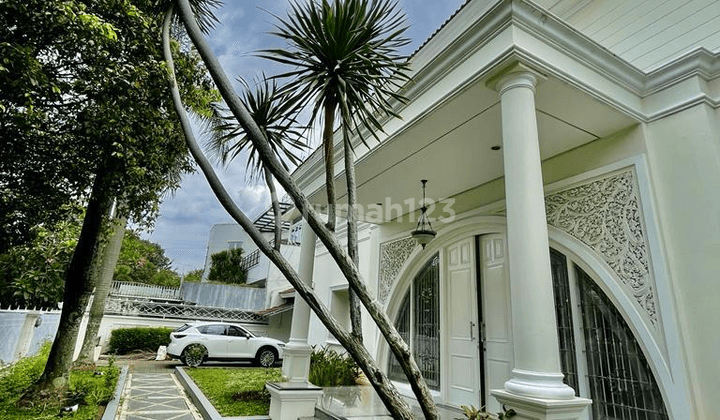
[
  {"left": 205, "top": 78, "right": 306, "bottom": 251},
  {"left": 262, "top": 0, "right": 411, "bottom": 349},
  {"left": 166, "top": 0, "right": 437, "bottom": 417}
]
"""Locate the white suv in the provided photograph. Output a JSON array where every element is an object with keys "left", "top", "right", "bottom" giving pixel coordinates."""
[{"left": 167, "top": 321, "right": 285, "bottom": 367}]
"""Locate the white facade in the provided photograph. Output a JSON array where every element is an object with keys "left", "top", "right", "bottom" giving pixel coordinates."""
[
  {"left": 289, "top": 1, "right": 720, "bottom": 419},
  {"left": 201, "top": 222, "right": 301, "bottom": 303}
]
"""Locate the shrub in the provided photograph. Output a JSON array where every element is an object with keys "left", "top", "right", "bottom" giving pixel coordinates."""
[
  {"left": 0, "top": 342, "right": 51, "bottom": 402},
  {"left": 208, "top": 248, "right": 247, "bottom": 284},
  {"left": 308, "top": 347, "right": 360, "bottom": 387},
  {"left": 108, "top": 327, "right": 173, "bottom": 354}
]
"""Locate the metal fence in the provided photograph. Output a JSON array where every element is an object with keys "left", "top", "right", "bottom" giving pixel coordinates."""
[
  {"left": 109, "top": 281, "right": 183, "bottom": 301},
  {"left": 104, "top": 298, "right": 267, "bottom": 324}
]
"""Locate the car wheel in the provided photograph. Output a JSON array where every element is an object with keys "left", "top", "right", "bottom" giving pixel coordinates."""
[
  {"left": 255, "top": 347, "right": 277, "bottom": 367},
  {"left": 182, "top": 344, "right": 207, "bottom": 367}
]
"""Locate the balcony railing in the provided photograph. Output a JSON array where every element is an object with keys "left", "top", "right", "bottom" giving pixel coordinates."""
[{"left": 242, "top": 249, "right": 261, "bottom": 270}]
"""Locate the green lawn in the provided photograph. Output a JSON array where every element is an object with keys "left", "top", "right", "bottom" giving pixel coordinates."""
[{"left": 184, "top": 367, "right": 282, "bottom": 416}]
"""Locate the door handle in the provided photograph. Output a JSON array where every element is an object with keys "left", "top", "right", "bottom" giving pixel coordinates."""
[{"left": 470, "top": 321, "right": 475, "bottom": 341}]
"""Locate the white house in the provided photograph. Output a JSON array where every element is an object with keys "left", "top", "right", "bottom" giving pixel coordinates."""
[{"left": 279, "top": 1, "right": 720, "bottom": 419}]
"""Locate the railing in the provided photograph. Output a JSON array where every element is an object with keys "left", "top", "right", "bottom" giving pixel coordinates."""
[
  {"left": 241, "top": 249, "right": 261, "bottom": 270},
  {"left": 104, "top": 298, "right": 267, "bottom": 324},
  {"left": 108, "top": 281, "right": 183, "bottom": 302}
]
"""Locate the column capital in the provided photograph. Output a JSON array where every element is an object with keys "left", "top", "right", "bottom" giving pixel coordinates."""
[{"left": 486, "top": 62, "right": 546, "bottom": 94}]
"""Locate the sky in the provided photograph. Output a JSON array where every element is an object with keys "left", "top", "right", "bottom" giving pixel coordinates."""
[{"left": 142, "top": 0, "right": 467, "bottom": 274}]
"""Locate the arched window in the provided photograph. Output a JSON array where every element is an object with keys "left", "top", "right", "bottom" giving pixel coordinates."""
[
  {"left": 387, "top": 254, "right": 440, "bottom": 390},
  {"left": 550, "top": 250, "right": 669, "bottom": 419}
]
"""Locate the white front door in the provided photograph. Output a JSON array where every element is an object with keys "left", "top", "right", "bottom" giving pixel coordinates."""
[
  {"left": 480, "top": 234, "right": 514, "bottom": 413},
  {"left": 445, "top": 238, "right": 482, "bottom": 407}
]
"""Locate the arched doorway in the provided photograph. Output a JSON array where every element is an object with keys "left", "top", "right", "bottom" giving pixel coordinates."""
[{"left": 384, "top": 231, "right": 670, "bottom": 419}]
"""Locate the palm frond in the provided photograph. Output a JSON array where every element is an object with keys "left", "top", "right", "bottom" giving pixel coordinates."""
[
  {"left": 203, "top": 76, "right": 308, "bottom": 184},
  {"left": 259, "top": 0, "right": 411, "bottom": 150},
  {"left": 159, "top": 0, "right": 223, "bottom": 34}
]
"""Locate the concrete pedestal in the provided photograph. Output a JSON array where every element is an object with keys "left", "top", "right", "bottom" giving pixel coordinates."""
[
  {"left": 267, "top": 382, "right": 323, "bottom": 420},
  {"left": 281, "top": 343, "right": 313, "bottom": 382},
  {"left": 492, "top": 389, "right": 591, "bottom": 420}
]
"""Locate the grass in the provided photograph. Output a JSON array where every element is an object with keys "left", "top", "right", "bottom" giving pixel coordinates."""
[
  {"left": 184, "top": 367, "right": 281, "bottom": 416},
  {"left": 0, "top": 343, "right": 120, "bottom": 420}
]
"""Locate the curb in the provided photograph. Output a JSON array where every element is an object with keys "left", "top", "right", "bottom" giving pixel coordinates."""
[
  {"left": 175, "top": 367, "right": 271, "bottom": 420},
  {"left": 102, "top": 365, "right": 129, "bottom": 420}
]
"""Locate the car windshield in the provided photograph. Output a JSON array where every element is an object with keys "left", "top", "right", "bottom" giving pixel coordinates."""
[{"left": 174, "top": 324, "right": 191, "bottom": 332}]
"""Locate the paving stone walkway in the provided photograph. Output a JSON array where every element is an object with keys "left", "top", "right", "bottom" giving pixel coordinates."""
[{"left": 115, "top": 362, "right": 202, "bottom": 420}]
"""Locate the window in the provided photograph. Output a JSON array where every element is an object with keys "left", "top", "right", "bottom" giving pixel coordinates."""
[
  {"left": 550, "top": 250, "right": 579, "bottom": 394},
  {"left": 227, "top": 326, "right": 246, "bottom": 337},
  {"left": 329, "top": 288, "right": 351, "bottom": 342},
  {"left": 198, "top": 324, "right": 226, "bottom": 335},
  {"left": 388, "top": 254, "right": 440, "bottom": 390},
  {"left": 550, "top": 251, "right": 669, "bottom": 420}
]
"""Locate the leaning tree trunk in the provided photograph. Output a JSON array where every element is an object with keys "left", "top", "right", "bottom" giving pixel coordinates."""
[
  {"left": 171, "top": 3, "right": 438, "bottom": 418},
  {"left": 323, "top": 99, "right": 337, "bottom": 232},
  {"left": 76, "top": 213, "right": 126, "bottom": 363},
  {"left": 264, "top": 167, "right": 282, "bottom": 251},
  {"left": 36, "top": 169, "right": 113, "bottom": 391},
  {"left": 165, "top": 11, "right": 417, "bottom": 420},
  {"left": 343, "top": 127, "right": 363, "bottom": 344}
]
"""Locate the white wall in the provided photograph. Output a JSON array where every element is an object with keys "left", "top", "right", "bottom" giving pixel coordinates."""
[
  {"left": 644, "top": 103, "right": 720, "bottom": 420},
  {"left": 305, "top": 223, "right": 378, "bottom": 355},
  {"left": 265, "top": 242, "right": 302, "bottom": 308}
]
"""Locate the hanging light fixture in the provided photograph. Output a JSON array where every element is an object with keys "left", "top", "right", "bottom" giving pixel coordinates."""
[{"left": 411, "top": 179, "right": 436, "bottom": 248}]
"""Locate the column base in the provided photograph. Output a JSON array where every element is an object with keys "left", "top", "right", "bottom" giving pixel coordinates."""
[
  {"left": 267, "top": 381, "right": 323, "bottom": 420},
  {"left": 492, "top": 389, "right": 591, "bottom": 420},
  {"left": 281, "top": 342, "right": 313, "bottom": 382},
  {"left": 504, "top": 369, "right": 576, "bottom": 400}
]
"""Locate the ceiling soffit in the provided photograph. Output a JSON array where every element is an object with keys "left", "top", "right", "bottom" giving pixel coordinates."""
[{"left": 291, "top": 0, "right": 720, "bottom": 222}]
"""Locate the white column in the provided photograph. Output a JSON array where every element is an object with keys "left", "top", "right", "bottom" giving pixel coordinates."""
[
  {"left": 281, "top": 219, "right": 316, "bottom": 382},
  {"left": 271, "top": 220, "right": 322, "bottom": 420},
  {"left": 496, "top": 69, "right": 576, "bottom": 400}
]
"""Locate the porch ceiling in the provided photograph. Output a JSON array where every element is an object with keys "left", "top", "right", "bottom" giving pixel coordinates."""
[{"left": 303, "top": 75, "right": 637, "bottom": 225}]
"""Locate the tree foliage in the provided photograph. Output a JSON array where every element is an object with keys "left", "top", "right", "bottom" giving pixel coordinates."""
[
  {"left": 0, "top": 0, "right": 218, "bottom": 392},
  {"left": 114, "top": 230, "right": 181, "bottom": 287},
  {"left": 0, "top": 208, "right": 83, "bottom": 309},
  {"left": 208, "top": 248, "right": 247, "bottom": 285},
  {"left": 0, "top": 0, "right": 218, "bottom": 252},
  {"left": 183, "top": 268, "right": 203, "bottom": 282}
]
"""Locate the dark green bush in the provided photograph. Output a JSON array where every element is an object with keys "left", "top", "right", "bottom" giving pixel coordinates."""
[
  {"left": 108, "top": 327, "right": 173, "bottom": 354},
  {"left": 308, "top": 347, "right": 360, "bottom": 387}
]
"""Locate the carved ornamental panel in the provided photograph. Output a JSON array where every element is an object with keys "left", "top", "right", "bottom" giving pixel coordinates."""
[
  {"left": 545, "top": 169, "right": 658, "bottom": 325},
  {"left": 378, "top": 237, "right": 417, "bottom": 303}
]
